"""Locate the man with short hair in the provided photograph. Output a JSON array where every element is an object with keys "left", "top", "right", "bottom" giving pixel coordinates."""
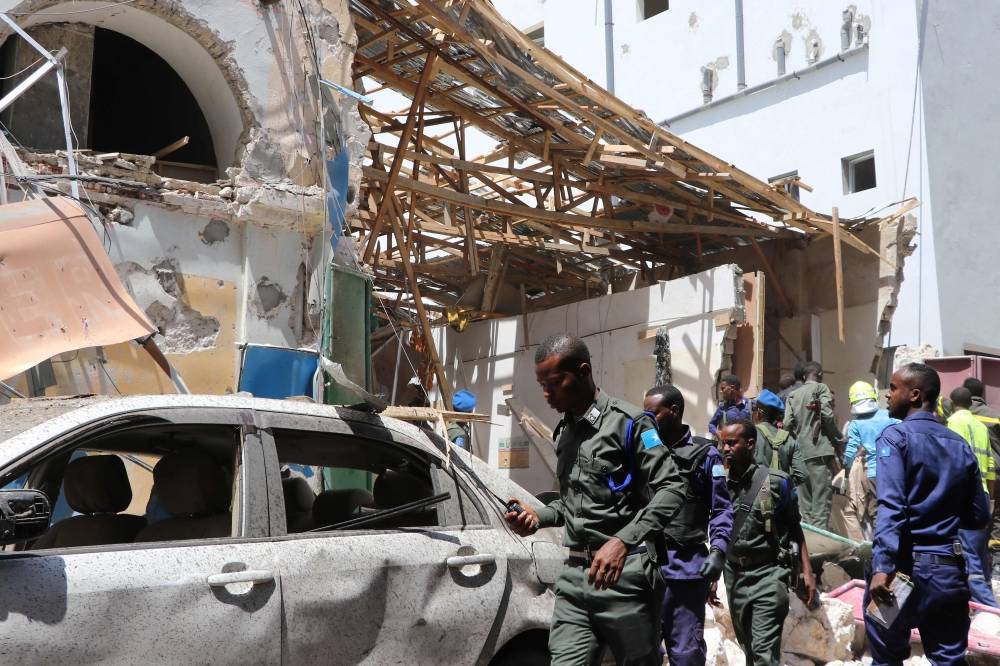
[
  {"left": 709, "top": 374, "right": 752, "bottom": 438},
  {"left": 866, "top": 363, "right": 991, "bottom": 664},
  {"left": 505, "top": 333, "right": 686, "bottom": 665},
  {"left": 752, "top": 389, "right": 806, "bottom": 486},
  {"left": 778, "top": 362, "right": 806, "bottom": 401},
  {"left": 720, "top": 419, "right": 815, "bottom": 665},
  {"left": 783, "top": 362, "right": 840, "bottom": 529},
  {"left": 644, "top": 384, "right": 732, "bottom": 666},
  {"left": 947, "top": 386, "right": 998, "bottom": 607},
  {"left": 963, "top": 377, "right": 1000, "bottom": 552}
]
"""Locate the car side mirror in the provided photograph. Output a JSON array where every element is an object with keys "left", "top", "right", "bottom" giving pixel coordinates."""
[{"left": 0, "top": 490, "right": 51, "bottom": 544}]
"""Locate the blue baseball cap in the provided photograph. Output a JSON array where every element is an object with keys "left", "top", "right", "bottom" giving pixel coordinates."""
[
  {"left": 453, "top": 389, "right": 477, "bottom": 413},
  {"left": 756, "top": 388, "right": 784, "bottom": 412}
]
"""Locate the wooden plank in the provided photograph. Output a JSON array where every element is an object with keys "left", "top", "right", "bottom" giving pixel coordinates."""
[
  {"left": 832, "top": 206, "right": 845, "bottom": 343},
  {"left": 750, "top": 238, "right": 794, "bottom": 317},
  {"left": 369, "top": 141, "right": 554, "bottom": 183},
  {"left": 365, "top": 167, "right": 786, "bottom": 238},
  {"left": 481, "top": 245, "right": 506, "bottom": 311},
  {"left": 362, "top": 51, "right": 439, "bottom": 263}
]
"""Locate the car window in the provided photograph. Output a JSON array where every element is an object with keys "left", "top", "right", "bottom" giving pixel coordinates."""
[
  {"left": 272, "top": 427, "right": 456, "bottom": 533},
  {"left": 11, "top": 423, "right": 241, "bottom": 551}
]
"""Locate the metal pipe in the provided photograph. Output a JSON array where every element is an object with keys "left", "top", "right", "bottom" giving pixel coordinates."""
[
  {"left": 662, "top": 43, "right": 868, "bottom": 126},
  {"left": 735, "top": 0, "right": 746, "bottom": 90},
  {"left": 55, "top": 66, "right": 80, "bottom": 200},
  {"left": 603, "top": 0, "right": 614, "bottom": 94}
]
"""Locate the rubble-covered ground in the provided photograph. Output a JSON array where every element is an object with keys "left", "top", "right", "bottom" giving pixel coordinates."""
[{"left": 699, "top": 578, "right": 1000, "bottom": 665}]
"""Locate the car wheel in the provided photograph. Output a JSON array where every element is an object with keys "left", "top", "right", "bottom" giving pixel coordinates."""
[{"left": 490, "top": 631, "right": 550, "bottom": 666}]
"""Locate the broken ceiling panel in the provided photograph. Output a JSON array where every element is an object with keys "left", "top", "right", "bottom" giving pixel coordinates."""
[{"left": 0, "top": 197, "right": 155, "bottom": 380}]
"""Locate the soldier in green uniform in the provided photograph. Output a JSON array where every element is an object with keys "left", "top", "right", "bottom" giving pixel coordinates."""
[
  {"left": 752, "top": 389, "right": 807, "bottom": 486},
  {"left": 719, "top": 420, "right": 816, "bottom": 666},
  {"left": 505, "top": 333, "right": 686, "bottom": 665},
  {"left": 447, "top": 389, "right": 476, "bottom": 449},
  {"left": 783, "top": 361, "right": 840, "bottom": 528}
]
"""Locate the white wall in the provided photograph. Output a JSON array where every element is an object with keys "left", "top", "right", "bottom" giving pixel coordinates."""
[{"left": 433, "top": 265, "right": 741, "bottom": 493}]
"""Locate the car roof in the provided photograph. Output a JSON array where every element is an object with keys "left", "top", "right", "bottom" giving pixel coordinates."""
[{"left": 0, "top": 394, "right": 444, "bottom": 461}]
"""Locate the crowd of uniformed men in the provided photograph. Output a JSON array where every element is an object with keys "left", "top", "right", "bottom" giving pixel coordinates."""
[{"left": 488, "top": 333, "right": 994, "bottom": 666}]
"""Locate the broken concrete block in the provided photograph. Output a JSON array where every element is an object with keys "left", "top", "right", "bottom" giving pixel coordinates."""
[
  {"left": 780, "top": 595, "right": 855, "bottom": 663},
  {"left": 780, "top": 653, "right": 815, "bottom": 666},
  {"left": 703, "top": 626, "right": 728, "bottom": 666},
  {"left": 971, "top": 611, "right": 1000, "bottom": 637},
  {"left": 722, "top": 638, "right": 746, "bottom": 666}
]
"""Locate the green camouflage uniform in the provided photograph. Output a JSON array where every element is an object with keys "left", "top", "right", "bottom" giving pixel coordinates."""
[
  {"left": 782, "top": 381, "right": 839, "bottom": 528},
  {"left": 724, "top": 463, "right": 801, "bottom": 666},
  {"left": 536, "top": 391, "right": 686, "bottom": 665}
]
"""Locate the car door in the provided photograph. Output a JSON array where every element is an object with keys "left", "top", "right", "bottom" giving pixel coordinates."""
[
  {"left": 0, "top": 407, "right": 281, "bottom": 665},
  {"left": 257, "top": 410, "right": 509, "bottom": 665}
]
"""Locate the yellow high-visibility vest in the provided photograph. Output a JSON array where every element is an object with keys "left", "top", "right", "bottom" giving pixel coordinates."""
[{"left": 948, "top": 409, "right": 995, "bottom": 494}]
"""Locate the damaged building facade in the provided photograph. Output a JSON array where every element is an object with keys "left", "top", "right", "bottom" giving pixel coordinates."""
[{"left": 0, "top": 0, "right": 370, "bottom": 396}]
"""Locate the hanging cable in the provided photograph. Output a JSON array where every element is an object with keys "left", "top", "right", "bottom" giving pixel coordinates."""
[{"left": 6, "top": 0, "right": 139, "bottom": 16}]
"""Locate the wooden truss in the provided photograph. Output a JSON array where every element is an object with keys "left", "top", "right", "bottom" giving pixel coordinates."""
[{"left": 349, "top": 0, "right": 903, "bottom": 398}]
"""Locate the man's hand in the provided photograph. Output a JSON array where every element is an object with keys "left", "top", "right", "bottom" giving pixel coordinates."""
[
  {"left": 869, "top": 571, "right": 896, "bottom": 606},
  {"left": 504, "top": 497, "right": 539, "bottom": 537},
  {"left": 707, "top": 580, "right": 722, "bottom": 607},
  {"left": 588, "top": 537, "right": 627, "bottom": 590},
  {"left": 698, "top": 548, "right": 726, "bottom": 582},
  {"left": 801, "top": 569, "right": 818, "bottom": 608}
]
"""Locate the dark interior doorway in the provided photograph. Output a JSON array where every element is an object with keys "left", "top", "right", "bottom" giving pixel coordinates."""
[{"left": 89, "top": 27, "right": 216, "bottom": 175}]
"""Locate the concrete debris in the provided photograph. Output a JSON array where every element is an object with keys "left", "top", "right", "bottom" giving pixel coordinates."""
[
  {"left": 781, "top": 595, "right": 855, "bottom": 663},
  {"left": 708, "top": 578, "right": 857, "bottom": 665},
  {"left": 107, "top": 206, "right": 134, "bottom": 226},
  {"left": 893, "top": 344, "right": 940, "bottom": 369},
  {"left": 145, "top": 301, "right": 220, "bottom": 354},
  {"left": 971, "top": 611, "right": 1000, "bottom": 636}
]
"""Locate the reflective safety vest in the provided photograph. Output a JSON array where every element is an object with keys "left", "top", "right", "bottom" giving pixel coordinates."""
[{"left": 948, "top": 409, "right": 995, "bottom": 494}]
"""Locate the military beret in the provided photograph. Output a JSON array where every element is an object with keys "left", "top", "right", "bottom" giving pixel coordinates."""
[{"left": 756, "top": 388, "right": 784, "bottom": 412}]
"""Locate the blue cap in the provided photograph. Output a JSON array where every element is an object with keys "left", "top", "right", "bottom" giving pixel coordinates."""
[
  {"left": 756, "top": 388, "right": 784, "bottom": 411},
  {"left": 453, "top": 389, "right": 477, "bottom": 413}
]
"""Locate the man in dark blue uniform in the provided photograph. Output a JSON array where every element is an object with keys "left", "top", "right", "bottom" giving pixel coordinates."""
[
  {"left": 708, "top": 374, "right": 753, "bottom": 438},
  {"left": 866, "top": 363, "right": 991, "bottom": 665},
  {"left": 644, "top": 384, "right": 733, "bottom": 666}
]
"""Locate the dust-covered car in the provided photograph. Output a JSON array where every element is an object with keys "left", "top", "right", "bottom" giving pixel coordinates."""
[{"left": 0, "top": 395, "right": 563, "bottom": 665}]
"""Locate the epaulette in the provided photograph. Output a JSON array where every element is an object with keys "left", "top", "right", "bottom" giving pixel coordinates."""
[{"left": 608, "top": 397, "right": 646, "bottom": 420}]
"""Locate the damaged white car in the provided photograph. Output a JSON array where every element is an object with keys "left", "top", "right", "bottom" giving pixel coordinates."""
[{"left": 0, "top": 395, "right": 562, "bottom": 665}]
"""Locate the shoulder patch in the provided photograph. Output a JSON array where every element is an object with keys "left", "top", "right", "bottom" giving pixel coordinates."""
[
  {"left": 711, "top": 464, "right": 726, "bottom": 478},
  {"left": 640, "top": 429, "right": 663, "bottom": 449},
  {"left": 879, "top": 445, "right": 891, "bottom": 458}
]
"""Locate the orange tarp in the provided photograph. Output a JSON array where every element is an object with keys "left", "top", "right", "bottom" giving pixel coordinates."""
[{"left": 0, "top": 196, "right": 154, "bottom": 380}]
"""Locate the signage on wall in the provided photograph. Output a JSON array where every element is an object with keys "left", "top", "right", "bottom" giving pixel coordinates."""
[{"left": 498, "top": 437, "right": 529, "bottom": 469}]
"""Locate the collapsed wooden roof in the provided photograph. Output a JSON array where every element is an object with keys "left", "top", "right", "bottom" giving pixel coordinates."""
[{"left": 350, "top": 0, "right": 890, "bottom": 327}]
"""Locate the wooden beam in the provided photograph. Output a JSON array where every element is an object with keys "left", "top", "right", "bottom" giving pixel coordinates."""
[
  {"left": 481, "top": 245, "right": 506, "bottom": 311},
  {"left": 832, "top": 206, "right": 845, "bottom": 343},
  {"left": 365, "top": 167, "right": 786, "bottom": 238},
  {"left": 363, "top": 51, "right": 438, "bottom": 263},
  {"left": 750, "top": 238, "right": 794, "bottom": 317}
]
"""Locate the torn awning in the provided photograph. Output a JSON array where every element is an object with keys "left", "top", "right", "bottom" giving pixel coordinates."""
[{"left": 0, "top": 196, "right": 154, "bottom": 380}]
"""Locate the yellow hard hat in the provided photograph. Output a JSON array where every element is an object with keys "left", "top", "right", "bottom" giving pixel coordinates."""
[{"left": 848, "top": 381, "right": 877, "bottom": 404}]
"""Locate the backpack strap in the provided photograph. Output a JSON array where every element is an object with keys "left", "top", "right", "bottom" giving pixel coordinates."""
[{"left": 731, "top": 465, "right": 770, "bottom": 543}]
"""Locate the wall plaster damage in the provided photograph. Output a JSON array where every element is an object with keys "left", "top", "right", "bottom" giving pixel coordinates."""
[{"left": 0, "top": 0, "right": 372, "bottom": 397}]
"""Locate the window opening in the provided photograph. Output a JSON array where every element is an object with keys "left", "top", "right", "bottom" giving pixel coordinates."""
[
  {"left": 639, "top": 0, "right": 669, "bottom": 21},
  {"left": 0, "top": 25, "right": 218, "bottom": 182},
  {"left": 843, "top": 150, "right": 876, "bottom": 194},
  {"left": 272, "top": 428, "right": 452, "bottom": 533},
  {"left": 16, "top": 423, "right": 238, "bottom": 551}
]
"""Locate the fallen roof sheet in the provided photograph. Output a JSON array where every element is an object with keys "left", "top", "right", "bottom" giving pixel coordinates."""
[{"left": 0, "top": 196, "right": 155, "bottom": 380}]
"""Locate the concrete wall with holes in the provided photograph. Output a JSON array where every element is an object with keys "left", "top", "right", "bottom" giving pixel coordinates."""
[
  {"left": 0, "top": 0, "right": 363, "bottom": 397},
  {"left": 432, "top": 265, "right": 741, "bottom": 494},
  {"left": 493, "top": 0, "right": 960, "bottom": 354}
]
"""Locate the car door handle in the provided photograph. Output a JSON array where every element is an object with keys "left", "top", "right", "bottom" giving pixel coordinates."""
[
  {"left": 446, "top": 553, "right": 496, "bottom": 568},
  {"left": 206, "top": 569, "right": 274, "bottom": 587}
]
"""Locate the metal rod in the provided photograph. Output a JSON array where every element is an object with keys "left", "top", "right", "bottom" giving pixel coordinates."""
[
  {"left": 0, "top": 13, "right": 58, "bottom": 64},
  {"left": 603, "top": 0, "right": 614, "bottom": 94},
  {"left": 735, "top": 0, "right": 746, "bottom": 90},
  {"left": 0, "top": 57, "right": 57, "bottom": 114},
  {"left": 55, "top": 65, "right": 79, "bottom": 199}
]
